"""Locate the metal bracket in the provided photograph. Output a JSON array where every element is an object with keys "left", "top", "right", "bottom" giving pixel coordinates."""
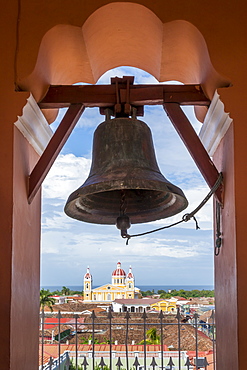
[{"left": 99, "top": 76, "right": 144, "bottom": 117}]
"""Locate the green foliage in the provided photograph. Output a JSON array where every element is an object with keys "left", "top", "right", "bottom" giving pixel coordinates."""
[
  {"left": 140, "top": 289, "right": 154, "bottom": 297},
  {"left": 141, "top": 289, "right": 214, "bottom": 299},
  {"left": 99, "top": 337, "right": 115, "bottom": 344},
  {"left": 80, "top": 335, "right": 100, "bottom": 344},
  {"left": 139, "top": 327, "right": 160, "bottom": 345},
  {"left": 69, "top": 361, "right": 83, "bottom": 370},
  {"left": 40, "top": 289, "right": 56, "bottom": 311},
  {"left": 94, "top": 364, "right": 131, "bottom": 370},
  {"left": 61, "top": 286, "right": 71, "bottom": 295},
  {"left": 95, "top": 363, "right": 110, "bottom": 370},
  {"left": 50, "top": 286, "right": 83, "bottom": 296},
  {"left": 80, "top": 336, "right": 90, "bottom": 344}
]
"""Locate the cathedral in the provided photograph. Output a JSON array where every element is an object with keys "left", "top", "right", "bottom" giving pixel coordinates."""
[{"left": 83, "top": 262, "right": 141, "bottom": 302}]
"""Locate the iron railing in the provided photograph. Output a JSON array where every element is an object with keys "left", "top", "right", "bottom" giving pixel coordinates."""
[{"left": 39, "top": 308, "right": 215, "bottom": 370}]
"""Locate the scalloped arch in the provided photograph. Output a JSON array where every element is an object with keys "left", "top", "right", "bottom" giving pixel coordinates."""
[{"left": 20, "top": 2, "right": 230, "bottom": 105}]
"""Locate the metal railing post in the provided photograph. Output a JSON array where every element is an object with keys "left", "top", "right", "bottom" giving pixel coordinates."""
[
  {"left": 211, "top": 310, "right": 216, "bottom": 370},
  {"left": 142, "top": 310, "right": 147, "bottom": 370},
  {"left": 194, "top": 313, "right": 199, "bottom": 370},
  {"left": 58, "top": 310, "right": 61, "bottom": 370},
  {"left": 108, "top": 308, "right": 113, "bottom": 370},
  {"left": 125, "top": 311, "right": 130, "bottom": 370},
  {"left": 91, "top": 310, "right": 96, "bottom": 370},
  {"left": 41, "top": 308, "right": 45, "bottom": 370},
  {"left": 75, "top": 314, "right": 78, "bottom": 370},
  {"left": 176, "top": 307, "right": 181, "bottom": 370},
  {"left": 159, "top": 310, "right": 164, "bottom": 370}
]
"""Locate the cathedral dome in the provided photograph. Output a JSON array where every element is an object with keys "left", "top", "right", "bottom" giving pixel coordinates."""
[{"left": 112, "top": 261, "right": 126, "bottom": 277}]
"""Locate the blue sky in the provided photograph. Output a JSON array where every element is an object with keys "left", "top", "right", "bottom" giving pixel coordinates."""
[{"left": 41, "top": 67, "right": 214, "bottom": 288}]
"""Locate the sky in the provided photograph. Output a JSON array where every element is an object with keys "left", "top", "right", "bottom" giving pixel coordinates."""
[{"left": 41, "top": 66, "right": 214, "bottom": 288}]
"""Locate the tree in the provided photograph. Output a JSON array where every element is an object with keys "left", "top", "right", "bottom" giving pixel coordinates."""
[
  {"left": 159, "top": 292, "right": 172, "bottom": 299},
  {"left": 40, "top": 289, "right": 56, "bottom": 311},
  {"left": 140, "top": 290, "right": 154, "bottom": 297},
  {"left": 139, "top": 327, "right": 160, "bottom": 345},
  {"left": 61, "top": 286, "right": 71, "bottom": 295},
  {"left": 50, "top": 288, "right": 83, "bottom": 296},
  {"left": 80, "top": 335, "right": 100, "bottom": 345}
]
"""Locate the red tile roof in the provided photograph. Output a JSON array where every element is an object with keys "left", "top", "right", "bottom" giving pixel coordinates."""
[{"left": 43, "top": 317, "right": 84, "bottom": 330}]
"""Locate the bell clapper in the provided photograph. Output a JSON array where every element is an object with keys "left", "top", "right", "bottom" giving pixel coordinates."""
[
  {"left": 116, "top": 214, "right": 131, "bottom": 238},
  {"left": 116, "top": 190, "right": 131, "bottom": 238}
]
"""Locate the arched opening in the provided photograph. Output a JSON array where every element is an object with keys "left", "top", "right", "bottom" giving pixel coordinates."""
[
  {"left": 16, "top": 3, "right": 229, "bottom": 365},
  {"left": 41, "top": 66, "right": 215, "bottom": 291}
]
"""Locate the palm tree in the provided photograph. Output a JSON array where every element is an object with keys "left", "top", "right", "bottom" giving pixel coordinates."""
[
  {"left": 61, "top": 286, "right": 71, "bottom": 295},
  {"left": 139, "top": 327, "right": 160, "bottom": 345},
  {"left": 40, "top": 289, "right": 56, "bottom": 311}
]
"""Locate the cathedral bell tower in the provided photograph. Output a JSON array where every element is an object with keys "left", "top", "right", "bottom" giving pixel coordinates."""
[
  {"left": 126, "top": 266, "right": 134, "bottom": 290},
  {"left": 83, "top": 267, "right": 92, "bottom": 301}
]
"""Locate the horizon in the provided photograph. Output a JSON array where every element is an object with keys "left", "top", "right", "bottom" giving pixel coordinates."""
[{"left": 41, "top": 283, "right": 214, "bottom": 290}]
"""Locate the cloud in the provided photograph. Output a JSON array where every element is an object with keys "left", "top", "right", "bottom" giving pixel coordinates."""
[
  {"left": 41, "top": 226, "right": 214, "bottom": 286},
  {"left": 42, "top": 153, "right": 91, "bottom": 200},
  {"left": 97, "top": 66, "right": 159, "bottom": 85},
  {"left": 113, "top": 239, "right": 198, "bottom": 259},
  {"left": 41, "top": 67, "right": 214, "bottom": 287}
]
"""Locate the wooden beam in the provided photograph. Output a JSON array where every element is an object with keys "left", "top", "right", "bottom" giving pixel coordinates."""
[
  {"left": 29, "top": 83, "right": 214, "bottom": 204},
  {"left": 163, "top": 103, "right": 223, "bottom": 204},
  {"left": 28, "top": 104, "right": 85, "bottom": 203},
  {"left": 38, "top": 84, "right": 210, "bottom": 109}
]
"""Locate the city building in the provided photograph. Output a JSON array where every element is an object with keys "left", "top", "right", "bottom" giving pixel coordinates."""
[
  {"left": 112, "top": 298, "right": 177, "bottom": 313},
  {"left": 83, "top": 262, "right": 141, "bottom": 302},
  {"left": 150, "top": 298, "right": 177, "bottom": 313}
]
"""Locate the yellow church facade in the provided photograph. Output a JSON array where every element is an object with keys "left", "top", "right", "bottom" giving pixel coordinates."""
[
  {"left": 150, "top": 299, "right": 177, "bottom": 313},
  {"left": 83, "top": 262, "right": 141, "bottom": 302}
]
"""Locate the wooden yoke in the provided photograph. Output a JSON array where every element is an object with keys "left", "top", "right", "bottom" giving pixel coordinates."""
[{"left": 28, "top": 77, "right": 222, "bottom": 204}]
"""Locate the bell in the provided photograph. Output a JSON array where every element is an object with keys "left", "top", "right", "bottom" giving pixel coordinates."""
[{"left": 64, "top": 117, "right": 188, "bottom": 225}]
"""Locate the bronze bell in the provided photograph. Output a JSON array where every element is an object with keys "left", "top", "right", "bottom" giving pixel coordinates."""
[{"left": 64, "top": 117, "right": 188, "bottom": 225}]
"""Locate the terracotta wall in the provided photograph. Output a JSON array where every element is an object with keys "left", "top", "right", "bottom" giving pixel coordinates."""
[
  {"left": 1, "top": 1, "right": 247, "bottom": 368},
  {"left": 213, "top": 123, "right": 238, "bottom": 368},
  {"left": 0, "top": 3, "right": 40, "bottom": 368}
]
